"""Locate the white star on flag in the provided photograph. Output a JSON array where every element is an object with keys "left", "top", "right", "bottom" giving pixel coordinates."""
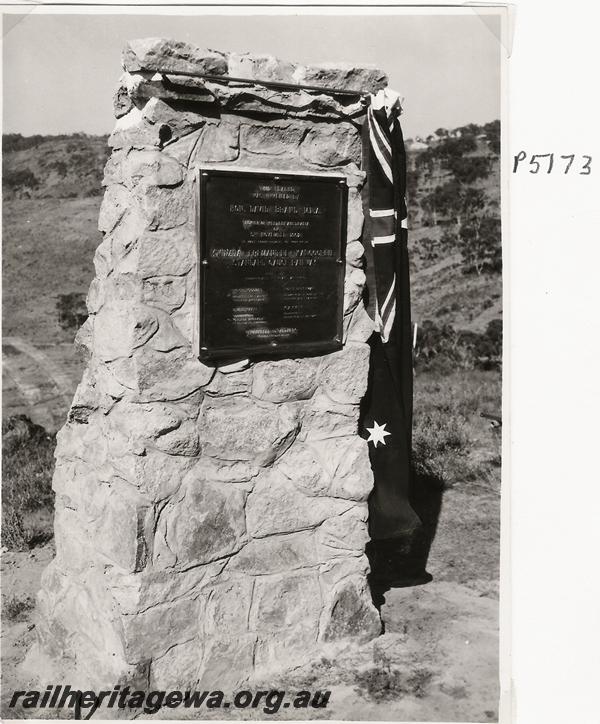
[{"left": 366, "top": 421, "right": 391, "bottom": 447}]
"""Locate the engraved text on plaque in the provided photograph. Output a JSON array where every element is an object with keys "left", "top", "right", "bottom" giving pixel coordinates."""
[{"left": 196, "top": 169, "right": 347, "bottom": 361}]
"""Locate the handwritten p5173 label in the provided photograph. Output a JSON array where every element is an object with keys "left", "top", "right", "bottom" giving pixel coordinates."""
[{"left": 513, "top": 152, "right": 592, "bottom": 174}]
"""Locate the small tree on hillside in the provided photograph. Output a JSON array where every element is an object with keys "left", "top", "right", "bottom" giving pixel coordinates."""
[
  {"left": 483, "top": 120, "right": 500, "bottom": 154},
  {"left": 446, "top": 155, "right": 491, "bottom": 184},
  {"left": 422, "top": 182, "right": 486, "bottom": 227},
  {"left": 459, "top": 215, "right": 502, "bottom": 275},
  {"left": 437, "top": 134, "right": 477, "bottom": 161},
  {"left": 437, "top": 187, "right": 500, "bottom": 274}
]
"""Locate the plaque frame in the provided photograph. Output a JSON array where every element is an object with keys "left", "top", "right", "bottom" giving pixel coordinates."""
[{"left": 195, "top": 167, "right": 348, "bottom": 363}]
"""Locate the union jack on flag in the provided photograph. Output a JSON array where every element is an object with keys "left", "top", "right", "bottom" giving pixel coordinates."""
[{"left": 367, "top": 89, "right": 408, "bottom": 344}]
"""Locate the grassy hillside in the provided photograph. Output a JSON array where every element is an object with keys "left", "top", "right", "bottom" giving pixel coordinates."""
[
  {"left": 2, "top": 133, "right": 110, "bottom": 201},
  {"left": 2, "top": 197, "right": 101, "bottom": 344},
  {"left": 407, "top": 122, "right": 501, "bottom": 335}
]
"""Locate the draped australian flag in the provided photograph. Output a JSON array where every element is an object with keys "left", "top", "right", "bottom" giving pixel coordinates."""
[{"left": 360, "top": 90, "right": 423, "bottom": 542}]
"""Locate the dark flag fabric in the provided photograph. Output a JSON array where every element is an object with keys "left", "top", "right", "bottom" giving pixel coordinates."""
[{"left": 360, "top": 90, "right": 423, "bottom": 542}]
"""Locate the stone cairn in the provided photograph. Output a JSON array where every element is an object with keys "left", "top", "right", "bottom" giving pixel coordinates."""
[{"left": 31, "top": 38, "right": 387, "bottom": 691}]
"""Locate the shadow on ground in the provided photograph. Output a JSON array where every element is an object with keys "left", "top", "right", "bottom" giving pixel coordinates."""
[{"left": 367, "top": 472, "right": 445, "bottom": 609}]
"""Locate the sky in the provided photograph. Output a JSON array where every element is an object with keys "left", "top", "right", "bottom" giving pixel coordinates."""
[{"left": 2, "top": 9, "right": 501, "bottom": 139}]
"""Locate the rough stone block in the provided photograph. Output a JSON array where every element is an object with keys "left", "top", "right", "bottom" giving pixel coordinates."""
[
  {"left": 347, "top": 187, "right": 364, "bottom": 240},
  {"left": 142, "top": 98, "right": 206, "bottom": 143},
  {"left": 276, "top": 442, "right": 330, "bottom": 497},
  {"left": 93, "top": 302, "right": 158, "bottom": 362},
  {"left": 198, "top": 396, "right": 300, "bottom": 466},
  {"left": 84, "top": 279, "right": 103, "bottom": 315},
  {"left": 340, "top": 162, "right": 367, "bottom": 190},
  {"left": 155, "top": 479, "right": 247, "bottom": 568},
  {"left": 109, "top": 99, "right": 206, "bottom": 150},
  {"left": 298, "top": 389, "right": 360, "bottom": 441},
  {"left": 106, "top": 564, "right": 212, "bottom": 616},
  {"left": 251, "top": 572, "right": 321, "bottom": 671},
  {"left": 250, "top": 571, "right": 321, "bottom": 632},
  {"left": 245, "top": 470, "right": 353, "bottom": 538},
  {"left": 67, "top": 368, "right": 105, "bottom": 423},
  {"left": 121, "top": 595, "right": 200, "bottom": 662},
  {"left": 93, "top": 486, "right": 154, "bottom": 573},
  {"left": 48, "top": 567, "right": 137, "bottom": 686},
  {"left": 344, "top": 266, "right": 367, "bottom": 315},
  {"left": 299, "top": 62, "right": 388, "bottom": 94},
  {"left": 86, "top": 364, "right": 127, "bottom": 406},
  {"left": 190, "top": 457, "right": 259, "bottom": 485},
  {"left": 307, "top": 435, "right": 361, "bottom": 477},
  {"left": 203, "top": 367, "right": 253, "bottom": 397},
  {"left": 142, "top": 275, "right": 187, "bottom": 312},
  {"left": 278, "top": 435, "right": 371, "bottom": 502},
  {"left": 150, "top": 638, "right": 201, "bottom": 689},
  {"left": 102, "top": 148, "right": 128, "bottom": 187},
  {"left": 191, "top": 121, "right": 240, "bottom": 164},
  {"left": 315, "top": 505, "right": 370, "bottom": 558},
  {"left": 228, "top": 52, "right": 298, "bottom": 82},
  {"left": 74, "top": 318, "right": 94, "bottom": 362},
  {"left": 253, "top": 627, "right": 316, "bottom": 674},
  {"left": 54, "top": 423, "right": 107, "bottom": 476},
  {"left": 110, "top": 211, "right": 151, "bottom": 272},
  {"left": 202, "top": 576, "right": 254, "bottom": 635},
  {"left": 318, "top": 342, "right": 370, "bottom": 404},
  {"left": 114, "top": 78, "right": 134, "bottom": 118},
  {"left": 108, "top": 106, "right": 162, "bottom": 150},
  {"left": 320, "top": 576, "right": 381, "bottom": 642},
  {"left": 319, "top": 554, "right": 370, "bottom": 589},
  {"left": 107, "top": 400, "right": 200, "bottom": 457},
  {"left": 135, "top": 229, "right": 195, "bottom": 278},
  {"left": 135, "top": 180, "right": 193, "bottom": 230},
  {"left": 170, "top": 299, "right": 196, "bottom": 344},
  {"left": 114, "top": 450, "right": 195, "bottom": 502},
  {"left": 53, "top": 506, "right": 94, "bottom": 573},
  {"left": 227, "top": 530, "right": 318, "bottom": 575},
  {"left": 124, "top": 71, "right": 216, "bottom": 107},
  {"left": 123, "top": 38, "right": 228, "bottom": 76},
  {"left": 346, "top": 240, "right": 365, "bottom": 267},
  {"left": 345, "top": 300, "right": 375, "bottom": 343},
  {"left": 143, "top": 315, "right": 187, "bottom": 355},
  {"left": 93, "top": 237, "right": 115, "bottom": 279},
  {"left": 158, "top": 127, "right": 204, "bottom": 166},
  {"left": 252, "top": 358, "right": 320, "bottom": 402},
  {"left": 300, "top": 124, "right": 361, "bottom": 166},
  {"left": 204, "top": 81, "right": 365, "bottom": 120},
  {"left": 123, "top": 149, "right": 184, "bottom": 188},
  {"left": 108, "top": 400, "right": 183, "bottom": 441},
  {"left": 109, "top": 346, "right": 212, "bottom": 402},
  {"left": 51, "top": 470, "right": 92, "bottom": 523},
  {"left": 98, "top": 184, "right": 133, "bottom": 234},
  {"left": 240, "top": 122, "right": 306, "bottom": 156},
  {"left": 198, "top": 634, "right": 256, "bottom": 690},
  {"left": 88, "top": 274, "right": 144, "bottom": 316},
  {"left": 331, "top": 436, "right": 374, "bottom": 501},
  {"left": 154, "top": 420, "right": 200, "bottom": 456}
]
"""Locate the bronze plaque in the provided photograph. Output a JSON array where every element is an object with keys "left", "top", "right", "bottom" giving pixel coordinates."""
[{"left": 196, "top": 168, "right": 347, "bottom": 362}]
